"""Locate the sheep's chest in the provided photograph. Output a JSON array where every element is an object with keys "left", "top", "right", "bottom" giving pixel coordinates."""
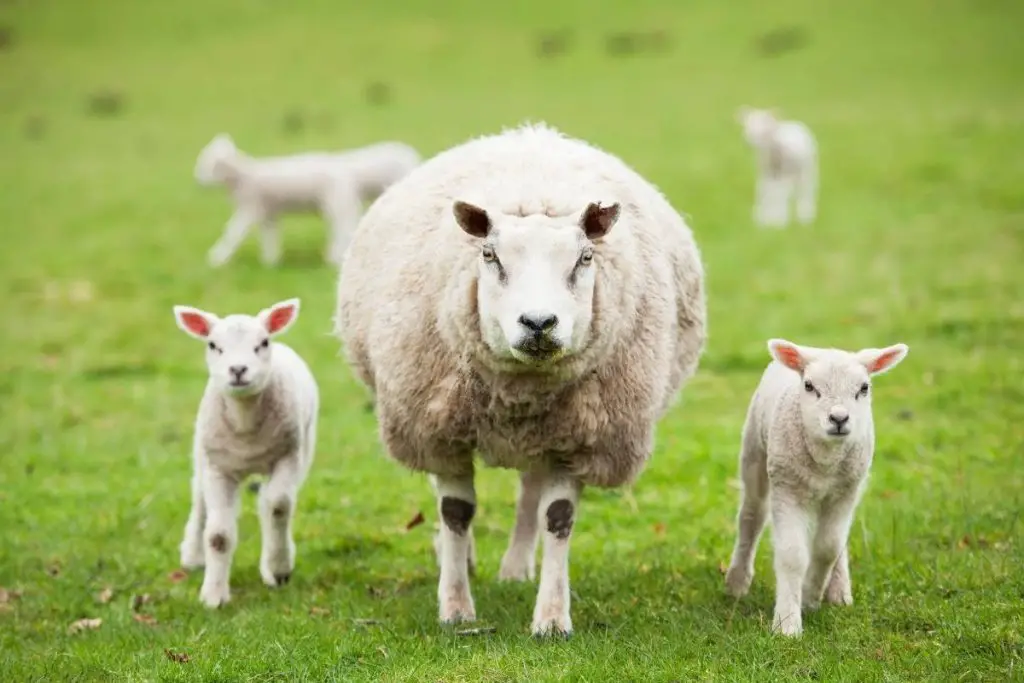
[{"left": 202, "top": 419, "right": 301, "bottom": 478}]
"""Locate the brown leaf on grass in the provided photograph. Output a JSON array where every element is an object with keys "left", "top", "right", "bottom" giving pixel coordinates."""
[
  {"left": 0, "top": 588, "right": 22, "bottom": 603},
  {"left": 718, "top": 561, "right": 728, "bottom": 575},
  {"left": 131, "top": 594, "right": 151, "bottom": 611},
  {"left": 46, "top": 563, "right": 61, "bottom": 577},
  {"left": 404, "top": 511, "right": 425, "bottom": 531},
  {"left": 164, "top": 649, "right": 190, "bottom": 663},
  {"left": 653, "top": 522, "right": 666, "bottom": 536},
  {"left": 133, "top": 613, "right": 157, "bottom": 626},
  {"left": 168, "top": 569, "right": 188, "bottom": 583},
  {"left": 68, "top": 617, "right": 103, "bottom": 634},
  {"left": 309, "top": 606, "right": 330, "bottom": 617},
  {"left": 957, "top": 535, "right": 971, "bottom": 549},
  {"left": 96, "top": 587, "right": 114, "bottom": 604}
]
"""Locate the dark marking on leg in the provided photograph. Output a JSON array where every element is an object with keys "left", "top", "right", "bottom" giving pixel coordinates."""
[
  {"left": 271, "top": 500, "right": 290, "bottom": 520},
  {"left": 546, "top": 499, "right": 574, "bottom": 540},
  {"left": 209, "top": 533, "right": 228, "bottom": 553},
  {"left": 441, "top": 497, "right": 475, "bottom": 536}
]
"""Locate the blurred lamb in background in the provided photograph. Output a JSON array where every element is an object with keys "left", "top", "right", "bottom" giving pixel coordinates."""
[
  {"left": 194, "top": 134, "right": 422, "bottom": 267},
  {"left": 737, "top": 107, "right": 818, "bottom": 228}
]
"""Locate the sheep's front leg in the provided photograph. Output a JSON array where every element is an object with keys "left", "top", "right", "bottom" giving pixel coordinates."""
[
  {"left": 499, "top": 470, "right": 544, "bottom": 581},
  {"left": 179, "top": 448, "right": 207, "bottom": 569},
  {"left": 208, "top": 209, "right": 261, "bottom": 267},
  {"left": 199, "top": 468, "right": 241, "bottom": 608},
  {"left": 770, "top": 493, "right": 810, "bottom": 637},
  {"left": 805, "top": 496, "right": 856, "bottom": 607},
  {"left": 531, "top": 475, "right": 581, "bottom": 637},
  {"left": 258, "top": 218, "right": 282, "bottom": 267},
  {"left": 824, "top": 545, "right": 853, "bottom": 606},
  {"left": 322, "top": 183, "right": 362, "bottom": 267},
  {"left": 432, "top": 473, "right": 476, "bottom": 623},
  {"left": 258, "top": 455, "right": 302, "bottom": 587}
]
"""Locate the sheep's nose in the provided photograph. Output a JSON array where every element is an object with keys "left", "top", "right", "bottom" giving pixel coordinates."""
[
  {"left": 229, "top": 365, "right": 248, "bottom": 380},
  {"left": 828, "top": 409, "right": 850, "bottom": 428},
  {"left": 518, "top": 312, "right": 558, "bottom": 334}
]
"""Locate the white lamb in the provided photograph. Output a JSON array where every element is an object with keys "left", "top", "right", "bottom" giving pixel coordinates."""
[
  {"left": 334, "top": 122, "right": 707, "bottom": 636},
  {"left": 737, "top": 106, "right": 818, "bottom": 228},
  {"left": 173, "top": 297, "right": 319, "bottom": 608},
  {"left": 724, "top": 338, "right": 910, "bottom": 637},
  {"left": 194, "top": 134, "right": 422, "bottom": 268}
]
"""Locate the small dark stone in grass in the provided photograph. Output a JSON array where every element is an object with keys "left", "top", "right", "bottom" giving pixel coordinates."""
[
  {"left": 364, "top": 81, "right": 391, "bottom": 106},
  {"left": 24, "top": 463, "right": 35, "bottom": 475},
  {"left": 896, "top": 408, "right": 914, "bottom": 421},
  {"left": 755, "top": 25, "right": 810, "bottom": 58},
  {"left": 281, "top": 109, "right": 305, "bottom": 134},
  {"left": 86, "top": 89, "right": 125, "bottom": 117},
  {"left": 536, "top": 30, "right": 570, "bottom": 58},
  {"left": 0, "top": 25, "right": 13, "bottom": 51}
]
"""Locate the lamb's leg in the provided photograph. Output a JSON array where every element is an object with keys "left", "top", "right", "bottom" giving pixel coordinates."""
[
  {"left": 531, "top": 474, "right": 581, "bottom": 637},
  {"left": 725, "top": 428, "right": 769, "bottom": 598},
  {"left": 795, "top": 154, "right": 818, "bottom": 225},
  {"left": 179, "top": 447, "right": 206, "bottom": 569},
  {"left": 258, "top": 455, "right": 302, "bottom": 587},
  {"left": 499, "top": 470, "right": 544, "bottom": 582},
  {"left": 258, "top": 217, "right": 282, "bottom": 266},
  {"left": 805, "top": 497, "right": 856, "bottom": 608},
  {"left": 198, "top": 468, "right": 241, "bottom": 608},
  {"left": 322, "top": 182, "right": 362, "bottom": 267},
  {"left": 432, "top": 473, "right": 476, "bottom": 623},
  {"left": 824, "top": 545, "right": 853, "bottom": 606},
  {"left": 770, "top": 493, "right": 810, "bottom": 637},
  {"left": 208, "top": 209, "right": 260, "bottom": 267}
]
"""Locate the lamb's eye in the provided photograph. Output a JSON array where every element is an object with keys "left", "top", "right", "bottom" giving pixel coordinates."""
[
  {"left": 803, "top": 380, "right": 815, "bottom": 393},
  {"left": 579, "top": 249, "right": 594, "bottom": 266},
  {"left": 256, "top": 338, "right": 270, "bottom": 352},
  {"left": 858, "top": 382, "right": 870, "bottom": 397},
  {"left": 207, "top": 341, "right": 219, "bottom": 353},
  {"left": 481, "top": 245, "right": 497, "bottom": 263}
]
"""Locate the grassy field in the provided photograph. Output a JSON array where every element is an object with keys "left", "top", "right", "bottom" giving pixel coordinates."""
[{"left": 1, "top": 0, "right": 1023, "bottom": 680}]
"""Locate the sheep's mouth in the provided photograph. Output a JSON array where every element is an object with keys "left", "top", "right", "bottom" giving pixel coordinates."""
[
  {"left": 228, "top": 379, "right": 252, "bottom": 389},
  {"left": 826, "top": 427, "right": 850, "bottom": 437},
  {"left": 512, "top": 337, "right": 565, "bottom": 363}
]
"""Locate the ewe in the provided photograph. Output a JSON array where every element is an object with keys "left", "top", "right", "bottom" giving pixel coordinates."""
[
  {"left": 737, "top": 107, "right": 818, "bottom": 228},
  {"left": 173, "top": 298, "right": 318, "bottom": 608},
  {"left": 334, "top": 122, "right": 707, "bottom": 636},
  {"left": 724, "top": 338, "right": 910, "bottom": 637},
  {"left": 194, "top": 134, "right": 421, "bottom": 267}
]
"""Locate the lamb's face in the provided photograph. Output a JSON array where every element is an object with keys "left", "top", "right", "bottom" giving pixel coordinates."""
[
  {"left": 738, "top": 107, "right": 777, "bottom": 148},
  {"left": 768, "top": 339, "right": 910, "bottom": 446},
  {"left": 194, "top": 134, "right": 236, "bottom": 186},
  {"left": 173, "top": 299, "right": 301, "bottom": 398},
  {"left": 453, "top": 200, "right": 620, "bottom": 366}
]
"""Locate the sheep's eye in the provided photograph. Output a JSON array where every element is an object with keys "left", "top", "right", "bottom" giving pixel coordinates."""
[
  {"left": 207, "top": 341, "right": 219, "bottom": 353},
  {"left": 858, "top": 382, "right": 870, "bottom": 397},
  {"left": 256, "top": 338, "right": 270, "bottom": 352},
  {"left": 481, "top": 245, "right": 497, "bottom": 263},
  {"left": 579, "top": 248, "right": 594, "bottom": 266},
  {"left": 803, "top": 380, "right": 815, "bottom": 393}
]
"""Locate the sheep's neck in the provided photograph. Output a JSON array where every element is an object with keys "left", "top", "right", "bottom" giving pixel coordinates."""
[{"left": 221, "top": 391, "right": 267, "bottom": 434}]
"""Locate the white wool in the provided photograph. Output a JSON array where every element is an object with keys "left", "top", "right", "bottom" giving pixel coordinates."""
[
  {"left": 173, "top": 298, "right": 319, "bottom": 608},
  {"left": 724, "top": 338, "right": 909, "bottom": 637},
  {"left": 737, "top": 107, "right": 818, "bottom": 228},
  {"left": 195, "top": 134, "right": 421, "bottom": 267}
]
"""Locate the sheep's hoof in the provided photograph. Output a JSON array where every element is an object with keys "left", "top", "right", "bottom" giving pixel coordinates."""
[
  {"left": 497, "top": 554, "right": 535, "bottom": 582},
  {"left": 771, "top": 612, "right": 802, "bottom": 638},
  {"left": 273, "top": 573, "right": 291, "bottom": 586},
  {"left": 438, "top": 591, "right": 476, "bottom": 624},
  {"left": 199, "top": 583, "right": 231, "bottom": 608},
  {"left": 724, "top": 565, "right": 752, "bottom": 598},
  {"left": 530, "top": 617, "right": 573, "bottom": 639}
]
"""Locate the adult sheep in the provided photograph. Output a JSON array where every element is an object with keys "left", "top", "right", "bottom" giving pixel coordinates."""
[{"left": 334, "top": 122, "right": 707, "bottom": 636}]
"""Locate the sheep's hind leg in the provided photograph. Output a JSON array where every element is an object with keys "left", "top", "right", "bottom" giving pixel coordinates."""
[
  {"left": 531, "top": 474, "right": 581, "bottom": 637},
  {"left": 258, "top": 456, "right": 302, "bottom": 587},
  {"left": 432, "top": 473, "right": 477, "bottom": 623},
  {"left": 259, "top": 218, "right": 282, "bottom": 266},
  {"left": 208, "top": 209, "right": 260, "bottom": 267},
  {"left": 179, "top": 450, "right": 207, "bottom": 569},
  {"left": 725, "top": 426, "right": 769, "bottom": 598},
  {"left": 499, "top": 470, "right": 544, "bottom": 581}
]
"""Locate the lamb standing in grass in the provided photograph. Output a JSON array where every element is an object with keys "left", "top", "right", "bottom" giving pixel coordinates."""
[
  {"left": 724, "top": 338, "right": 909, "bottom": 637},
  {"left": 334, "top": 122, "right": 707, "bottom": 636},
  {"left": 194, "top": 134, "right": 421, "bottom": 267},
  {"left": 173, "top": 298, "right": 318, "bottom": 608},
  {"left": 737, "top": 107, "right": 818, "bottom": 227}
]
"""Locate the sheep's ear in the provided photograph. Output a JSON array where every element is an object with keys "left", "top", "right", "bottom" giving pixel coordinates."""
[
  {"left": 174, "top": 305, "right": 219, "bottom": 340},
  {"left": 259, "top": 298, "right": 301, "bottom": 336},
  {"left": 767, "top": 338, "right": 813, "bottom": 373},
  {"left": 580, "top": 202, "right": 621, "bottom": 240},
  {"left": 856, "top": 343, "right": 909, "bottom": 376},
  {"left": 453, "top": 200, "right": 490, "bottom": 238}
]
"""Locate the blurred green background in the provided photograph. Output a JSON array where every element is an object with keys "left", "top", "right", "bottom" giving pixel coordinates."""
[{"left": 0, "top": 0, "right": 1021, "bottom": 680}]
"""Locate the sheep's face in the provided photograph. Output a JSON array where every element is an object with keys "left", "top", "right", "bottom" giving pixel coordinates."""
[
  {"left": 194, "top": 133, "right": 237, "bottom": 186},
  {"left": 452, "top": 200, "right": 620, "bottom": 366},
  {"left": 737, "top": 107, "right": 778, "bottom": 148},
  {"left": 173, "top": 299, "right": 301, "bottom": 397},
  {"left": 768, "top": 339, "right": 909, "bottom": 445}
]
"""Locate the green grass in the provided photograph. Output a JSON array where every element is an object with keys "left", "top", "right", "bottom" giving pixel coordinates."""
[{"left": 1, "top": 0, "right": 1023, "bottom": 680}]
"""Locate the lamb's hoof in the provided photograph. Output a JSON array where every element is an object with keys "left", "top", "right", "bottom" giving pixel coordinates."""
[
  {"left": 199, "top": 582, "right": 230, "bottom": 608},
  {"left": 771, "top": 612, "right": 802, "bottom": 638},
  {"left": 261, "top": 562, "right": 294, "bottom": 588},
  {"left": 271, "top": 573, "right": 291, "bottom": 587},
  {"left": 531, "top": 614, "right": 573, "bottom": 639},
  {"left": 439, "top": 588, "right": 476, "bottom": 624},
  {"left": 207, "top": 250, "right": 230, "bottom": 268},
  {"left": 802, "top": 597, "right": 822, "bottom": 612},
  {"left": 180, "top": 548, "right": 205, "bottom": 570},
  {"left": 439, "top": 607, "right": 476, "bottom": 625},
  {"left": 825, "top": 585, "right": 853, "bottom": 606},
  {"left": 498, "top": 554, "right": 535, "bottom": 582},
  {"left": 724, "top": 565, "right": 752, "bottom": 598}
]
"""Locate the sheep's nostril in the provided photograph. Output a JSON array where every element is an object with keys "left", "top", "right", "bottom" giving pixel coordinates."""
[
  {"left": 829, "top": 414, "right": 849, "bottom": 427},
  {"left": 518, "top": 312, "right": 558, "bottom": 334},
  {"left": 229, "top": 365, "right": 248, "bottom": 379}
]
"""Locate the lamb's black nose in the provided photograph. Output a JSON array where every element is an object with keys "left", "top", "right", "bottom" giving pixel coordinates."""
[
  {"left": 828, "top": 413, "right": 849, "bottom": 428},
  {"left": 518, "top": 312, "right": 558, "bottom": 334},
  {"left": 229, "top": 365, "right": 248, "bottom": 380}
]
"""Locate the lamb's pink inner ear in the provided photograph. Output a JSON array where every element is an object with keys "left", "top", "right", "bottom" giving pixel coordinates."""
[
  {"left": 868, "top": 347, "right": 903, "bottom": 374},
  {"left": 773, "top": 343, "right": 804, "bottom": 372},
  {"left": 179, "top": 311, "right": 211, "bottom": 338},
  {"left": 266, "top": 304, "right": 296, "bottom": 334}
]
